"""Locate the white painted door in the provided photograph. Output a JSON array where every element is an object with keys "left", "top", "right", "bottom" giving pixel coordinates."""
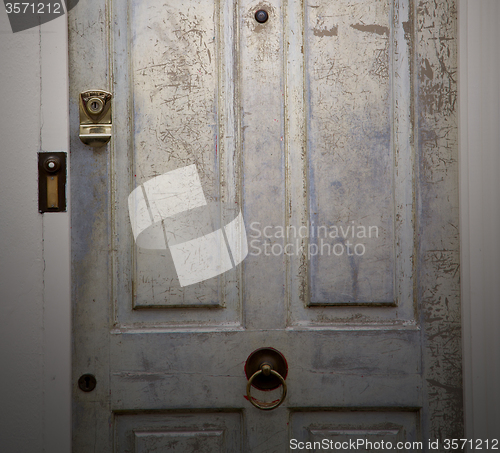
[{"left": 69, "top": 0, "right": 462, "bottom": 450}]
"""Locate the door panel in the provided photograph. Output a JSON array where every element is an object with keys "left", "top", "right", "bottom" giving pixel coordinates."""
[
  {"left": 112, "top": 0, "right": 242, "bottom": 326},
  {"left": 115, "top": 412, "right": 242, "bottom": 452},
  {"left": 109, "top": 330, "right": 420, "bottom": 410},
  {"left": 70, "top": 0, "right": 462, "bottom": 450},
  {"left": 304, "top": 0, "right": 395, "bottom": 305},
  {"left": 290, "top": 411, "right": 420, "bottom": 449},
  {"left": 287, "top": 0, "right": 415, "bottom": 327}
]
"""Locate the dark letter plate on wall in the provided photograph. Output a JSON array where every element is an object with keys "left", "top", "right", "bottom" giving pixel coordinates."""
[{"left": 38, "top": 152, "right": 67, "bottom": 213}]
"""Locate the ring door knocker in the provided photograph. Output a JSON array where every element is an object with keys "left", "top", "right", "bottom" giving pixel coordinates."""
[{"left": 245, "top": 347, "right": 288, "bottom": 410}]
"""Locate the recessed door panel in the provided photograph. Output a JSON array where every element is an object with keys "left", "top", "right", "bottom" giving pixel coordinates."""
[
  {"left": 306, "top": 0, "right": 394, "bottom": 305},
  {"left": 111, "top": 0, "right": 242, "bottom": 327},
  {"left": 290, "top": 410, "right": 420, "bottom": 450},
  {"left": 287, "top": 0, "right": 415, "bottom": 326},
  {"left": 115, "top": 412, "right": 242, "bottom": 453}
]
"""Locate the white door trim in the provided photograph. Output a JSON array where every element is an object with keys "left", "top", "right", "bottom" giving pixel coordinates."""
[
  {"left": 0, "top": 8, "right": 70, "bottom": 453},
  {"left": 40, "top": 12, "right": 71, "bottom": 453}
]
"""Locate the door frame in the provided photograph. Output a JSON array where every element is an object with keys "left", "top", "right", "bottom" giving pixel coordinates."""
[{"left": 458, "top": 0, "right": 500, "bottom": 437}]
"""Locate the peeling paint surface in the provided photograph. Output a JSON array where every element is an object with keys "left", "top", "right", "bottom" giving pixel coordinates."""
[
  {"left": 130, "top": 1, "right": 226, "bottom": 309},
  {"left": 70, "top": 0, "right": 462, "bottom": 450},
  {"left": 305, "top": 0, "right": 394, "bottom": 305},
  {"left": 416, "top": 0, "right": 462, "bottom": 440}
]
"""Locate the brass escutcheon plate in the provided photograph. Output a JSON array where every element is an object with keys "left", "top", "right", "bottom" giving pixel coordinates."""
[{"left": 245, "top": 347, "right": 288, "bottom": 391}]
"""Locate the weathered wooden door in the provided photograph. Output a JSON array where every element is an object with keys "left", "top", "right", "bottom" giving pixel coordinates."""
[{"left": 70, "top": 0, "right": 462, "bottom": 450}]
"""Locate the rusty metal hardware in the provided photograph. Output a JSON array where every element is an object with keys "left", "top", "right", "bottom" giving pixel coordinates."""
[
  {"left": 78, "top": 374, "right": 97, "bottom": 392},
  {"left": 245, "top": 347, "right": 288, "bottom": 410},
  {"left": 38, "top": 152, "right": 67, "bottom": 212},
  {"left": 254, "top": 9, "right": 268, "bottom": 23},
  {"left": 79, "top": 90, "right": 112, "bottom": 147}
]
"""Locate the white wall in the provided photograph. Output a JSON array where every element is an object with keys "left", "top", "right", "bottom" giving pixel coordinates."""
[
  {"left": 459, "top": 0, "right": 500, "bottom": 439},
  {"left": 0, "top": 0, "right": 498, "bottom": 451},
  {"left": 0, "top": 9, "right": 71, "bottom": 453}
]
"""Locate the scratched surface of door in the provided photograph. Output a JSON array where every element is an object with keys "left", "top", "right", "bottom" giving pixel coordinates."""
[{"left": 70, "top": 0, "right": 462, "bottom": 450}]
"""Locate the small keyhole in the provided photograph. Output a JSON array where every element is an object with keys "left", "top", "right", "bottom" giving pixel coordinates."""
[
  {"left": 86, "top": 98, "right": 104, "bottom": 115},
  {"left": 78, "top": 373, "right": 96, "bottom": 392}
]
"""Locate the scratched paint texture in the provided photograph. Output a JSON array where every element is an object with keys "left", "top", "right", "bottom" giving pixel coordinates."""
[
  {"left": 416, "top": 0, "right": 463, "bottom": 440},
  {"left": 68, "top": 0, "right": 114, "bottom": 449},
  {"left": 288, "top": 0, "right": 416, "bottom": 327},
  {"left": 111, "top": 0, "right": 242, "bottom": 326},
  {"left": 115, "top": 413, "right": 242, "bottom": 452},
  {"left": 306, "top": 0, "right": 394, "bottom": 305},
  {"left": 131, "top": 0, "right": 221, "bottom": 307},
  {"left": 115, "top": 0, "right": 244, "bottom": 315}
]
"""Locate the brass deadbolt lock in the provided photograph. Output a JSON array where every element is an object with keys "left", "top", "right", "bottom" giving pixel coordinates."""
[{"left": 79, "top": 90, "right": 112, "bottom": 147}]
